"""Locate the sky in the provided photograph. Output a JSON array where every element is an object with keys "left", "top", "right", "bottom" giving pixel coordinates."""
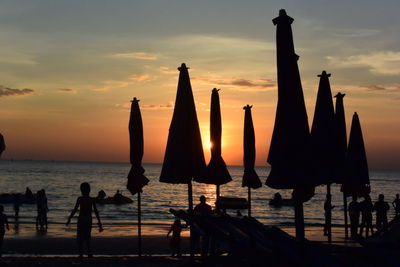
[{"left": 0, "top": 0, "right": 399, "bottom": 170}]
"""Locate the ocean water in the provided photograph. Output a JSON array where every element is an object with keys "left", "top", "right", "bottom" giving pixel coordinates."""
[{"left": 0, "top": 160, "right": 399, "bottom": 238}]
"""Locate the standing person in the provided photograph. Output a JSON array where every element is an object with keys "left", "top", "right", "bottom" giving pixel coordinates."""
[
  {"left": 348, "top": 195, "right": 360, "bottom": 238},
  {"left": 36, "top": 189, "right": 49, "bottom": 230},
  {"left": 194, "top": 195, "right": 212, "bottom": 258},
  {"left": 66, "top": 182, "right": 103, "bottom": 258},
  {"left": 359, "top": 195, "right": 374, "bottom": 237},
  {"left": 167, "top": 219, "right": 187, "bottom": 257},
  {"left": 0, "top": 205, "right": 10, "bottom": 257},
  {"left": 373, "top": 194, "right": 390, "bottom": 231},
  {"left": 323, "top": 195, "right": 335, "bottom": 236},
  {"left": 392, "top": 194, "right": 400, "bottom": 217}
]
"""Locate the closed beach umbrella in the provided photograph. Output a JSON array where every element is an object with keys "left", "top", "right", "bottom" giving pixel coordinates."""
[
  {"left": 266, "top": 9, "right": 316, "bottom": 239},
  {"left": 242, "top": 105, "right": 262, "bottom": 217},
  {"left": 160, "top": 63, "right": 207, "bottom": 257},
  {"left": 127, "top": 97, "right": 149, "bottom": 257},
  {"left": 310, "top": 71, "right": 336, "bottom": 242},
  {"left": 0, "top": 133, "right": 5, "bottom": 157},
  {"left": 344, "top": 112, "right": 370, "bottom": 197},
  {"left": 195, "top": 88, "right": 231, "bottom": 199},
  {"left": 333, "top": 92, "right": 349, "bottom": 238}
]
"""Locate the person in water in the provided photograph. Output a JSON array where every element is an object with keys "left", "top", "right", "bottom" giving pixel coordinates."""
[
  {"left": 323, "top": 194, "right": 335, "bottom": 236},
  {"left": 0, "top": 205, "right": 10, "bottom": 257},
  {"left": 167, "top": 219, "right": 187, "bottom": 257},
  {"left": 348, "top": 195, "right": 360, "bottom": 238},
  {"left": 36, "top": 189, "right": 49, "bottom": 230},
  {"left": 359, "top": 195, "right": 374, "bottom": 237},
  {"left": 373, "top": 194, "right": 390, "bottom": 231},
  {"left": 66, "top": 182, "right": 103, "bottom": 258},
  {"left": 392, "top": 194, "right": 400, "bottom": 217}
]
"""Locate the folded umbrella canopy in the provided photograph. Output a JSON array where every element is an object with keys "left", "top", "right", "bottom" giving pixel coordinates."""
[
  {"left": 127, "top": 98, "right": 149, "bottom": 195},
  {"left": 333, "top": 92, "right": 350, "bottom": 238},
  {"left": 160, "top": 63, "right": 207, "bottom": 257},
  {"left": 242, "top": 105, "right": 262, "bottom": 217},
  {"left": 310, "top": 71, "right": 336, "bottom": 242},
  {"left": 344, "top": 112, "right": 370, "bottom": 197},
  {"left": 195, "top": 88, "right": 231, "bottom": 199},
  {"left": 266, "top": 9, "right": 316, "bottom": 239},
  {"left": 126, "top": 97, "right": 149, "bottom": 257}
]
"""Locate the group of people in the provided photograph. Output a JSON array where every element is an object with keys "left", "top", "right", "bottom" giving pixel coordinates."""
[
  {"left": 348, "top": 193, "right": 399, "bottom": 238},
  {"left": 167, "top": 195, "right": 212, "bottom": 258}
]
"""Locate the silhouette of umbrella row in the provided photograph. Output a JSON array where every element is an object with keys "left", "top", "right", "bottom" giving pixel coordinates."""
[{"left": 126, "top": 9, "right": 372, "bottom": 255}]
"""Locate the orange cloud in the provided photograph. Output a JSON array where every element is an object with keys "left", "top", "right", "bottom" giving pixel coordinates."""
[
  {"left": 192, "top": 75, "right": 276, "bottom": 91},
  {"left": 110, "top": 52, "right": 157, "bottom": 60},
  {"left": 92, "top": 74, "right": 150, "bottom": 91},
  {"left": 55, "top": 88, "right": 77, "bottom": 93}
]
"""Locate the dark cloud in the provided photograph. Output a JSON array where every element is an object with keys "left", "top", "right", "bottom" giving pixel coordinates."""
[
  {"left": 193, "top": 76, "right": 276, "bottom": 90},
  {"left": 141, "top": 103, "right": 173, "bottom": 110},
  {"left": 0, "top": 86, "right": 34, "bottom": 97},
  {"left": 56, "top": 88, "right": 76, "bottom": 93}
]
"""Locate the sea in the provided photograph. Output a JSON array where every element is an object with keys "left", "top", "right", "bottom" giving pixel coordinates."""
[{"left": 0, "top": 160, "right": 399, "bottom": 238}]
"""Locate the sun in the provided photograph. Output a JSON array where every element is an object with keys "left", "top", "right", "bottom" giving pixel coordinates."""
[{"left": 206, "top": 141, "right": 213, "bottom": 150}]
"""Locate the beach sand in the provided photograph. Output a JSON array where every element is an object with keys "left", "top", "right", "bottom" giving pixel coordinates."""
[{"left": 0, "top": 225, "right": 364, "bottom": 266}]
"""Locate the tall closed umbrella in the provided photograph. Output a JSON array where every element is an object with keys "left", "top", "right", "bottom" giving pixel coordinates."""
[
  {"left": 127, "top": 97, "right": 149, "bottom": 257},
  {"left": 310, "top": 71, "right": 336, "bottom": 242},
  {"left": 160, "top": 63, "right": 207, "bottom": 257},
  {"left": 195, "top": 88, "right": 231, "bottom": 200},
  {"left": 333, "top": 92, "right": 349, "bottom": 238},
  {"left": 242, "top": 105, "right": 262, "bottom": 217},
  {"left": 344, "top": 112, "right": 370, "bottom": 197},
  {"left": 266, "top": 9, "right": 316, "bottom": 240}
]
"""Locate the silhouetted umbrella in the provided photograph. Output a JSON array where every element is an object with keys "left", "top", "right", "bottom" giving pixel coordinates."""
[
  {"left": 160, "top": 63, "right": 207, "bottom": 257},
  {"left": 196, "top": 88, "right": 231, "bottom": 200},
  {"left": 242, "top": 105, "right": 262, "bottom": 217},
  {"left": 333, "top": 92, "right": 349, "bottom": 238},
  {"left": 344, "top": 112, "right": 370, "bottom": 197},
  {"left": 310, "top": 71, "right": 336, "bottom": 242},
  {"left": 266, "top": 9, "right": 316, "bottom": 239},
  {"left": 127, "top": 97, "right": 149, "bottom": 257},
  {"left": 0, "top": 133, "right": 5, "bottom": 157}
]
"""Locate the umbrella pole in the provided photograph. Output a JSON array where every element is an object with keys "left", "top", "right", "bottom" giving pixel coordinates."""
[
  {"left": 248, "top": 187, "right": 251, "bottom": 217},
  {"left": 188, "top": 182, "right": 194, "bottom": 258},
  {"left": 343, "top": 192, "right": 349, "bottom": 239},
  {"left": 294, "top": 202, "right": 305, "bottom": 240},
  {"left": 327, "top": 184, "right": 332, "bottom": 243},
  {"left": 138, "top": 191, "right": 142, "bottom": 257},
  {"left": 216, "top": 185, "right": 220, "bottom": 213}
]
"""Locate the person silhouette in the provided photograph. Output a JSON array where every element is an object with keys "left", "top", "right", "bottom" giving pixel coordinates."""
[
  {"left": 359, "top": 195, "right": 374, "bottom": 237},
  {"left": 323, "top": 194, "right": 335, "bottom": 236},
  {"left": 36, "top": 189, "right": 49, "bottom": 230},
  {"left": 0, "top": 205, "right": 10, "bottom": 257},
  {"left": 392, "top": 194, "right": 400, "bottom": 217},
  {"left": 66, "top": 182, "right": 103, "bottom": 258},
  {"left": 348, "top": 195, "right": 360, "bottom": 238},
  {"left": 194, "top": 195, "right": 212, "bottom": 257},
  {"left": 167, "top": 219, "right": 187, "bottom": 257},
  {"left": 373, "top": 194, "right": 390, "bottom": 231}
]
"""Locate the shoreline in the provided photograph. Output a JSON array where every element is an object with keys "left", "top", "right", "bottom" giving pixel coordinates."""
[{"left": 1, "top": 226, "right": 360, "bottom": 257}]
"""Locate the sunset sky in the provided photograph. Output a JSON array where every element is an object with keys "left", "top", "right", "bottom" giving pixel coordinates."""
[{"left": 0, "top": 0, "right": 399, "bottom": 170}]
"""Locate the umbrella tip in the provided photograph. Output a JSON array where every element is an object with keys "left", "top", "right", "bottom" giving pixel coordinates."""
[
  {"left": 243, "top": 104, "right": 252, "bottom": 110},
  {"left": 131, "top": 97, "right": 140, "bottom": 103},
  {"left": 334, "top": 92, "right": 346, "bottom": 98},
  {"left": 212, "top": 88, "right": 220, "bottom": 92},
  {"left": 317, "top": 70, "right": 331, "bottom": 77},
  {"left": 279, "top": 9, "right": 287, "bottom": 16},
  {"left": 178, "top": 63, "right": 189, "bottom": 71}
]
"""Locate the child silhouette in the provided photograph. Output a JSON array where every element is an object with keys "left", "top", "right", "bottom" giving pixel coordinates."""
[{"left": 66, "top": 182, "right": 103, "bottom": 258}]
